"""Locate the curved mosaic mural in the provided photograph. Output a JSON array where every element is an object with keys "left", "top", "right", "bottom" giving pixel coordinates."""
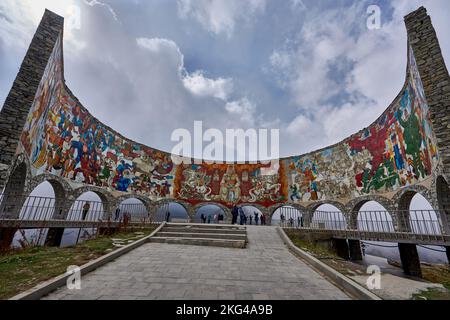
[
  {"left": 16, "top": 31, "right": 439, "bottom": 208},
  {"left": 282, "top": 46, "right": 439, "bottom": 203}
]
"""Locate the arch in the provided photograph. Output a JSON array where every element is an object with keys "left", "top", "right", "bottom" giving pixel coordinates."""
[
  {"left": 25, "top": 174, "right": 72, "bottom": 219},
  {"left": 239, "top": 204, "right": 267, "bottom": 225},
  {"left": 193, "top": 202, "right": 230, "bottom": 216},
  {"left": 19, "top": 181, "right": 57, "bottom": 220},
  {"left": 27, "top": 174, "right": 72, "bottom": 197},
  {"left": 155, "top": 199, "right": 193, "bottom": 216},
  {"left": 67, "top": 186, "right": 115, "bottom": 221},
  {"left": 193, "top": 203, "right": 228, "bottom": 224},
  {"left": 306, "top": 200, "right": 346, "bottom": 215},
  {"left": 345, "top": 195, "right": 395, "bottom": 229},
  {"left": 356, "top": 201, "right": 395, "bottom": 232},
  {"left": 311, "top": 204, "right": 347, "bottom": 230},
  {"left": 154, "top": 200, "right": 191, "bottom": 223},
  {"left": 436, "top": 176, "right": 450, "bottom": 233},
  {"left": 0, "top": 161, "right": 29, "bottom": 218},
  {"left": 111, "top": 193, "right": 154, "bottom": 221},
  {"left": 394, "top": 185, "right": 434, "bottom": 232},
  {"left": 409, "top": 193, "right": 442, "bottom": 235},
  {"left": 270, "top": 205, "right": 305, "bottom": 227},
  {"left": 115, "top": 194, "right": 152, "bottom": 222},
  {"left": 268, "top": 203, "right": 306, "bottom": 218}
]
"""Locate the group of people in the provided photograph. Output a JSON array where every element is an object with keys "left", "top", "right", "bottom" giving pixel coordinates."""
[
  {"left": 231, "top": 206, "right": 266, "bottom": 226},
  {"left": 200, "top": 212, "right": 225, "bottom": 224},
  {"left": 280, "top": 213, "right": 304, "bottom": 228}
]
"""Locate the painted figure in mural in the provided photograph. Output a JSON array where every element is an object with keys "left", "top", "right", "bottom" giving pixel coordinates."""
[
  {"left": 289, "top": 184, "right": 301, "bottom": 201},
  {"left": 397, "top": 93, "right": 425, "bottom": 179},
  {"left": 220, "top": 165, "right": 241, "bottom": 204},
  {"left": 178, "top": 167, "right": 212, "bottom": 200}
]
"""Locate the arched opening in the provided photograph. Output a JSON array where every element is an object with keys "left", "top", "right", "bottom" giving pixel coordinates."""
[
  {"left": 409, "top": 193, "right": 448, "bottom": 264},
  {"left": 66, "top": 192, "right": 105, "bottom": 221},
  {"left": 240, "top": 206, "right": 266, "bottom": 225},
  {"left": 436, "top": 176, "right": 450, "bottom": 233},
  {"left": 272, "top": 206, "right": 303, "bottom": 227},
  {"left": 11, "top": 181, "right": 56, "bottom": 248},
  {"left": 61, "top": 192, "right": 105, "bottom": 246},
  {"left": 194, "top": 205, "right": 226, "bottom": 224},
  {"left": 20, "top": 181, "right": 56, "bottom": 220},
  {"left": 357, "top": 201, "right": 395, "bottom": 232},
  {"left": 155, "top": 202, "right": 189, "bottom": 223},
  {"left": 117, "top": 198, "right": 149, "bottom": 223},
  {"left": 0, "top": 162, "right": 27, "bottom": 218},
  {"left": 409, "top": 193, "right": 441, "bottom": 235},
  {"left": 312, "top": 204, "right": 346, "bottom": 230}
]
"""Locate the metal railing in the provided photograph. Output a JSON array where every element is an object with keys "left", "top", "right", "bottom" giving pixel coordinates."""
[
  {"left": 275, "top": 208, "right": 446, "bottom": 233},
  {"left": 65, "top": 198, "right": 106, "bottom": 222},
  {"left": 117, "top": 202, "right": 150, "bottom": 223},
  {"left": 1, "top": 193, "right": 449, "bottom": 243},
  {"left": 0, "top": 193, "right": 151, "bottom": 224}
]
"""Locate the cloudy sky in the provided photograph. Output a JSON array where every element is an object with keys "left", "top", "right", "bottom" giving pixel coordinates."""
[{"left": 1, "top": 0, "right": 450, "bottom": 160}]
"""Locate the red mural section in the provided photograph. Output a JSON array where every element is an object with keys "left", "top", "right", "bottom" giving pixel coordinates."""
[{"left": 174, "top": 163, "right": 284, "bottom": 207}]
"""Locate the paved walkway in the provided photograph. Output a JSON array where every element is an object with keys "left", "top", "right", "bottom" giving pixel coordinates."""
[{"left": 43, "top": 226, "right": 350, "bottom": 300}]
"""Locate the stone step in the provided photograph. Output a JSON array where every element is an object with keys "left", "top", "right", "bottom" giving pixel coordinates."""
[
  {"left": 149, "top": 236, "right": 246, "bottom": 249},
  {"left": 162, "top": 226, "right": 247, "bottom": 235},
  {"left": 156, "top": 231, "right": 247, "bottom": 240},
  {"left": 165, "top": 222, "right": 246, "bottom": 230}
]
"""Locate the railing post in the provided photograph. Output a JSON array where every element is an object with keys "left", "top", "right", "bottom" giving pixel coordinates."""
[
  {"left": 332, "top": 238, "right": 349, "bottom": 260},
  {"left": 45, "top": 228, "right": 65, "bottom": 247},
  {"left": 445, "top": 246, "right": 450, "bottom": 265},
  {"left": 348, "top": 239, "right": 363, "bottom": 261},
  {"left": 398, "top": 243, "right": 422, "bottom": 278},
  {"left": 0, "top": 227, "right": 17, "bottom": 250}
]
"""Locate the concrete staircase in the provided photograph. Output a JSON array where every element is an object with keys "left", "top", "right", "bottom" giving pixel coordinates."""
[{"left": 149, "top": 223, "right": 247, "bottom": 248}]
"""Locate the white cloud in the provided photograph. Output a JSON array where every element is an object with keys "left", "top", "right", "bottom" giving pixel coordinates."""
[
  {"left": 137, "top": 37, "right": 234, "bottom": 101},
  {"left": 177, "top": 0, "right": 266, "bottom": 37},
  {"left": 225, "top": 98, "right": 256, "bottom": 124},
  {"left": 83, "top": 0, "right": 119, "bottom": 22},
  {"left": 182, "top": 71, "right": 233, "bottom": 100},
  {"left": 137, "top": 37, "right": 180, "bottom": 54},
  {"left": 270, "top": 1, "right": 431, "bottom": 153}
]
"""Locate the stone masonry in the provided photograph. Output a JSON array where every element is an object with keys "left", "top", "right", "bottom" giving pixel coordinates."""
[
  {"left": 405, "top": 7, "right": 450, "bottom": 182},
  {"left": 0, "top": 10, "right": 64, "bottom": 189}
]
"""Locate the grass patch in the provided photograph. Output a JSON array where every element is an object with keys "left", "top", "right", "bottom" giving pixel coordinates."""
[
  {"left": 284, "top": 230, "right": 337, "bottom": 259},
  {"left": 412, "top": 287, "right": 450, "bottom": 300},
  {"left": 421, "top": 264, "right": 450, "bottom": 291},
  {"left": 0, "top": 226, "right": 156, "bottom": 300}
]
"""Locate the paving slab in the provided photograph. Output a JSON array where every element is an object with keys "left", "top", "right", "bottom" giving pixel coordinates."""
[{"left": 42, "top": 226, "right": 350, "bottom": 300}]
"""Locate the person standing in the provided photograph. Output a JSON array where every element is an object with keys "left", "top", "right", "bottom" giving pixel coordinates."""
[
  {"left": 82, "top": 202, "right": 90, "bottom": 220},
  {"left": 254, "top": 212, "right": 259, "bottom": 225},
  {"left": 238, "top": 207, "right": 245, "bottom": 225},
  {"left": 114, "top": 207, "right": 121, "bottom": 221},
  {"left": 207, "top": 214, "right": 211, "bottom": 224},
  {"left": 231, "top": 206, "right": 238, "bottom": 225},
  {"left": 201, "top": 213, "right": 206, "bottom": 223},
  {"left": 165, "top": 210, "right": 171, "bottom": 222},
  {"left": 249, "top": 215, "right": 253, "bottom": 225}
]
